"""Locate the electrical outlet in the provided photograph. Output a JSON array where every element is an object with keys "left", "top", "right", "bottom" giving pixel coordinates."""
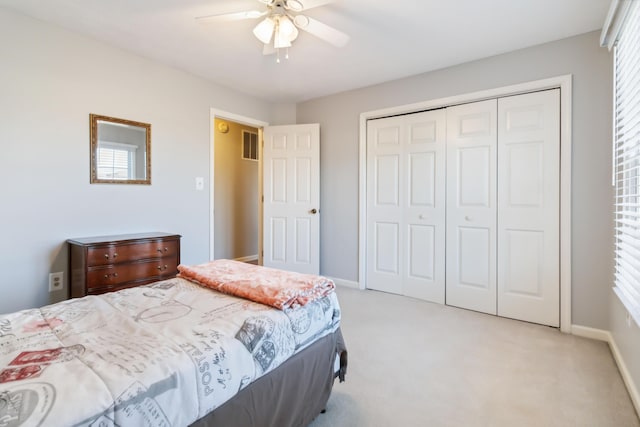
[
  {"left": 49, "top": 272, "right": 63, "bottom": 292},
  {"left": 626, "top": 312, "right": 632, "bottom": 328}
]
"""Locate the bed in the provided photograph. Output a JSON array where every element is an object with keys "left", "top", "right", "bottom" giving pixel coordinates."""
[{"left": 0, "top": 261, "right": 347, "bottom": 426}]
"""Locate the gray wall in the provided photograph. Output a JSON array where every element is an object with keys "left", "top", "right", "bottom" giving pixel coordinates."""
[
  {"left": 297, "top": 31, "right": 614, "bottom": 330},
  {"left": 214, "top": 119, "right": 259, "bottom": 260},
  {"left": 0, "top": 8, "right": 283, "bottom": 313}
]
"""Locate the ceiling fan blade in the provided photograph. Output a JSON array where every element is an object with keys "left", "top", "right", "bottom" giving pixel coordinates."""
[
  {"left": 262, "top": 44, "right": 276, "bottom": 55},
  {"left": 299, "top": 0, "right": 335, "bottom": 11},
  {"left": 195, "top": 10, "right": 266, "bottom": 24},
  {"left": 295, "top": 16, "right": 349, "bottom": 47}
]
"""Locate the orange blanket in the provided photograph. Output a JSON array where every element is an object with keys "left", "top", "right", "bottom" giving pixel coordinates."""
[{"left": 177, "top": 260, "right": 335, "bottom": 310}]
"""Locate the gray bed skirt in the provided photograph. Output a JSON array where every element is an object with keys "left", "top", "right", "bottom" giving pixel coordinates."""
[{"left": 191, "top": 327, "right": 347, "bottom": 427}]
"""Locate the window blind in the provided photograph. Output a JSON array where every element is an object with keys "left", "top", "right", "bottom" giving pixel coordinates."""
[{"left": 613, "top": 0, "right": 640, "bottom": 324}]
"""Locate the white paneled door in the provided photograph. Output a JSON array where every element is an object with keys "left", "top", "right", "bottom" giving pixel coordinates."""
[
  {"left": 445, "top": 99, "right": 498, "bottom": 315},
  {"left": 497, "top": 89, "right": 560, "bottom": 326},
  {"left": 366, "top": 110, "right": 446, "bottom": 303},
  {"left": 263, "top": 124, "right": 320, "bottom": 274}
]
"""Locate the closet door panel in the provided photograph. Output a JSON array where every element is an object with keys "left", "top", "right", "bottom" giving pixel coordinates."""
[
  {"left": 497, "top": 89, "right": 560, "bottom": 327},
  {"left": 375, "top": 222, "right": 400, "bottom": 274},
  {"left": 366, "top": 110, "right": 446, "bottom": 303},
  {"left": 404, "top": 110, "right": 446, "bottom": 303},
  {"left": 367, "top": 117, "right": 404, "bottom": 294},
  {"left": 458, "top": 146, "right": 491, "bottom": 206},
  {"left": 457, "top": 226, "right": 492, "bottom": 288},
  {"left": 446, "top": 99, "right": 498, "bottom": 314},
  {"left": 408, "top": 224, "right": 435, "bottom": 280}
]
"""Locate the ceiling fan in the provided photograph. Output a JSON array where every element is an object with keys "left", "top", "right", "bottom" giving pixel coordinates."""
[{"left": 196, "top": 0, "right": 349, "bottom": 62}]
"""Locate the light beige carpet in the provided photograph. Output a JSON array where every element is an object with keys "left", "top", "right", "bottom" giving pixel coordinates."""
[{"left": 309, "top": 287, "right": 640, "bottom": 427}]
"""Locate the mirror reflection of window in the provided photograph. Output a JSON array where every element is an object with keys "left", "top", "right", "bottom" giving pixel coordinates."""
[
  {"left": 97, "top": 143, "right": 137, "bottom": 180},
  {"left": 96, "top": 121, "right": 147, "bottom": 180},
  {"left": 90, "top": 114, "right": 151, "bottom": 184}
]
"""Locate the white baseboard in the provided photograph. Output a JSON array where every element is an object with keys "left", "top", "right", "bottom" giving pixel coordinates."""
[
  {"left": 328, "top": 277, "right": 360, "bottom": 289},
  {"left": 571, "top": 325, "right": 610, "bottom": 342},
  {"left": 234, "top": 255, "right": 258, "bottom": 263},
  {"left": 572, "top": 324, "right": 640, "bottom": 417},
  {"left": 608, "top": 331, "right": 640, "bottom": 417}
]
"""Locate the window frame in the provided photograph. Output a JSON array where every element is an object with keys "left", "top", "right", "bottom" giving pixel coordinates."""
[{"left": 608, "top": 0, "right": 640, "bottom": 326}]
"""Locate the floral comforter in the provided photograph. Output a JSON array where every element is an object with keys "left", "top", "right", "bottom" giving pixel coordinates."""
[{"left": 0, "top": 278, "right": 341, "bottom": 426}]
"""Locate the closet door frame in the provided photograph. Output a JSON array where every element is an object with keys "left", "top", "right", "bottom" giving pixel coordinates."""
[{"left": 358, "top": 75, "right": 573, "bottom": 333}]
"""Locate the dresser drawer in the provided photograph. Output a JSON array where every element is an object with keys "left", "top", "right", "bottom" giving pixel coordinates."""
[
  {"left": 86, "top": 257, "right": 179, "bottom": 289},
  {"left": 86, "top": 240, "right": 179, "bottom": 267}
]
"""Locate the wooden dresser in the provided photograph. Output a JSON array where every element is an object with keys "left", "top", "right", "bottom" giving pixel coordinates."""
[{"left": 68, "top": 232, "right": 181, "bottom": 298}]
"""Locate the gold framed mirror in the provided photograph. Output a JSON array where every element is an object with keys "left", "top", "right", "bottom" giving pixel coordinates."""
[{"left": 90, "top": 114, "right": 151, "bottom": 184}]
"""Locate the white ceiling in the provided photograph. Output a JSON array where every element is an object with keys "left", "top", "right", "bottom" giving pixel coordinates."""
[{"left": 0, "top": 0, "right": 610, "bottom": 103}]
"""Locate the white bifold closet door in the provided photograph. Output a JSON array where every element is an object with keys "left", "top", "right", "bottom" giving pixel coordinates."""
[
  {"left": 446, "top": 90, "right": 560, "bottom": 326},
  {"left": 496, "top": 90, "right": 560, "bottom": 327},
  {"left": 366, "top": 110, "right": 446, "bottom": 303},
  {"left": 445, "top": 99, "right": 498, "bottom": 315},
  {"left": 366, "top": 89, "right": 560, "bottom": 327}
]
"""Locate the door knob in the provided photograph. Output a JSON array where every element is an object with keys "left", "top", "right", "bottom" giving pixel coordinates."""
[{"left": 310, "top": 208, "right": 318, "bottom": 214}]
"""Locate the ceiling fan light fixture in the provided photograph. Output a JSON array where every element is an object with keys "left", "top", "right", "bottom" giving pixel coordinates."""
[
  {"left": 253, "top": 17, "right": 275, "bottom": 44},
  {"left": 274, "top": 29, "right": 293, "bottom": 48},
  {"left": 278, "top": 15, "right": 298, "bottom": 41}
]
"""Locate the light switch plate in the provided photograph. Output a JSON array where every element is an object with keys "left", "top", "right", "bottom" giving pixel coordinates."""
[{"left": 195, "top": 177, "right": 204, "bottom": 191}]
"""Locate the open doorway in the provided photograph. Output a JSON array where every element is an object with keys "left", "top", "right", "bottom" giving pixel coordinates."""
[
  {"left": 213, "top": 117, "right": 261, "bottom": 264},
  {"left": 209, "top": 109, "right": 321, "bottom": 274}
]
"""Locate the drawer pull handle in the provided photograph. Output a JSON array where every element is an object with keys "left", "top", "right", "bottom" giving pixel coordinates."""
[
  {"left": 104, "top": 274, "right": 109, "bottom": 279},
  {"left": 113, "top": 253, "right": 118, "bottom": 258},
  {"left": 157, "top": 265, "right": 168, "bottom": 271},
  {"left": 104, "top": 254, "right": 109, "bottom": 259},
  {"left": 157, "top": 247, "right": 169, "bottom": 253},
  {"left": 113, "top": 272, "right": 118, "bottom": 278}
]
